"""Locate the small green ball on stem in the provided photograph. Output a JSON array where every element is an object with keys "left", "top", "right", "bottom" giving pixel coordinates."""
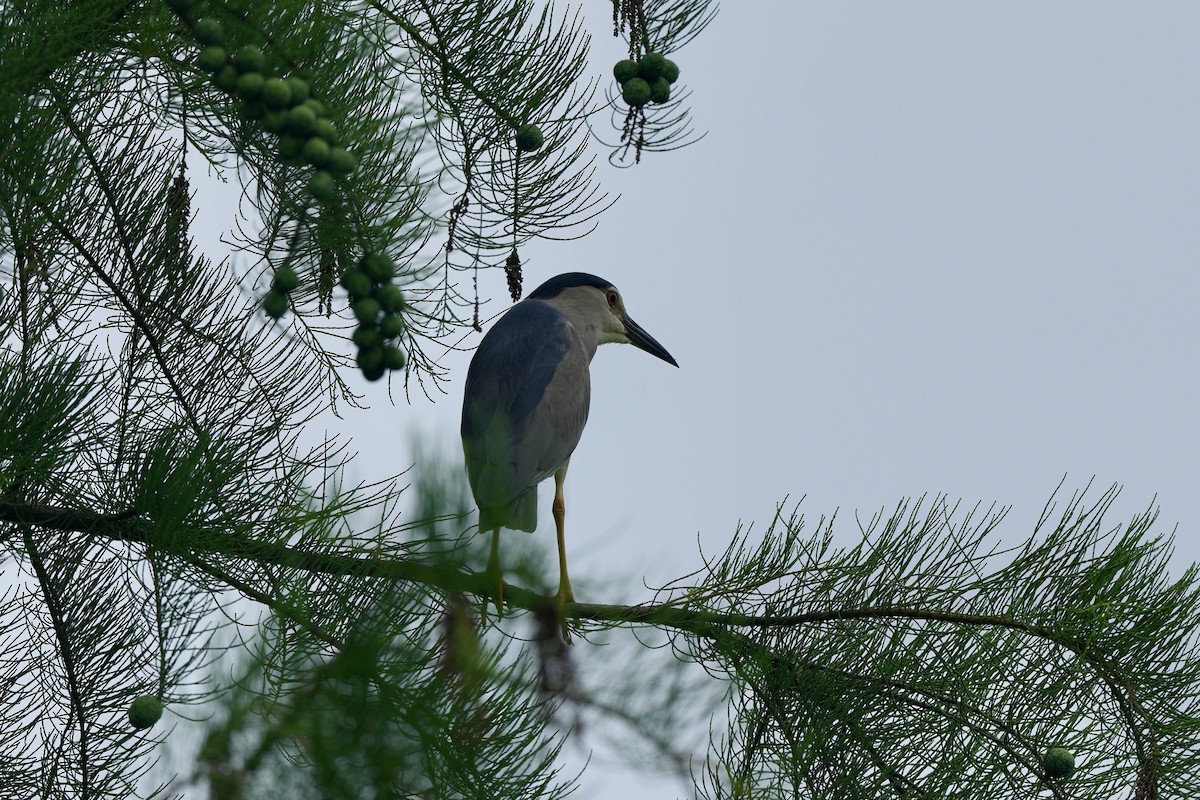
[
  {"left": 340, "top": 268, "right": 372, "bottom": 300},
  {"left": 285, "top": 76, "right": 310, "bottom": 105},
  {"left": 362, "top": 253, "right": 395, "bottom": 283},
  {"left": 621, "top": 77, "right": 651, "bottom": 107},
  {"left": 662, "top": 58, "right": 680, "bottom": 84},
  {"left": 287, "top": 105, "right": 317, "bottom": 135},
  {"left": 262, "top": 78, "right": 291, "bottom": 109},
  {"left": 302, "top": 137, "right": 331, "bottom": 167},
  {"left": 374, "top": 283, "right": 405, "bottom": 313},
  {"left": 127, "top": 695, "right": 164, "bottom": 730},
  {"left": 356, "top": 344, "right": 385, "bottom": 380},
  {"left": 351, "top": 325, "right": 382, "bottom": 350},
  {"left": 514, "top": 123, "right": 544, "bottom": 153},
  {"left": 327, "top": 147, "right": 358, "bottom": 176},
  {"left": 262, "top": 290, "right": 289, "bottom": 319},
  {"left": 1043, "top": 748, "right": 1076, "bottom": 780},
  {"left": 649, "top": 76, "right": 671, "bottom": 104},
  {"left": 234, "top": 45, "right": 265, "bottom": 74},
  {"left": 307, "top": 170, "right": 336, "bottom": 202},
  {"left": 192, "top": 17, "right": 224, "bottom": 46},
  {"left": 353, "top": 297, "right": 382, "bottom": 325},
  {"left": 383, "top": 345, "right": 406, "bottom": 370},
  {"left": 196, "top": 46, "right": 227, "bottom": 73},
  {"left": 379, "top": 312, "right": 405, "bottom": 339},
  {"left": 637, "top": 52, "right": 667, "bottom": 81},
  {"left": 613, "top": 59, "right": 638, "bottom": 84},
  {"left": 272, "top": 266, "right": 300, "bottom": 293},
  {"left": 214, "top": 65, "right": 239, "bottom": 93},
  {"left": 236, "top": 72, "right": 264, "bottom": 100}
]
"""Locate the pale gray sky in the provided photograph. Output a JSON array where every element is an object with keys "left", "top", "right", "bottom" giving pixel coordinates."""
[{"left": 197, "top": 2, "right": 1200, "bottom": 796}]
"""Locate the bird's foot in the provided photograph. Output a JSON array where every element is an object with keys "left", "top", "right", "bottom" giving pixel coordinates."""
[
  {"left": 551, "top": 584, "right": 575, "bottom": 644},
  {"left": 479, "top": 566, "right": 505, "bottom": 623}
]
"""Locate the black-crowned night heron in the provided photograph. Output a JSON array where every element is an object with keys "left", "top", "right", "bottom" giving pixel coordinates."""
[{"left": 461, "top": 273, "right": 677, "bottom": 638}]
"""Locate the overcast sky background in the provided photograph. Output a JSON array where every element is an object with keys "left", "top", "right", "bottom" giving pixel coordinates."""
[{"left": 188, "top": 2, "right": 1200, "bottom": 796}]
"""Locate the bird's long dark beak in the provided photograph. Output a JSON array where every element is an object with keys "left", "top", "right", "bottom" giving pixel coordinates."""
[{"left": 624, "top": 315, "right": 679, "bottom": 367}]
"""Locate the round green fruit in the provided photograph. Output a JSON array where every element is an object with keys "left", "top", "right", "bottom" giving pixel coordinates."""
[
  {"left": 262, "top": 290, "right": 289, "bottom": 319},
  {"left": 287, "top": 105, "right": 317, "bottom": 135},
  {"left": 214, "top": 65, "right": 239, "bottom": 93},
  {"left": 374, "top": 283, "right": 405, "bottom": 313},
  {"left": 327, "top": 147, "right": 358, "bottom": 176},
  {"left": 379, "top": 312, "right": 404, "bottom": 338},
  {"left": 340, "top": 268, "right": 372, "bottom": 300},
  {"left": 1043, "top": 747, "right": 1075, "bottom": 780},
  {"left": 662, "top": 58, "right": 680, "bottom": 84},
  {"left": 303, "top": 98, "right": 328, "bottom": 119},
  {"left": 278, "top": 134, "right": 303, "bottom": 161},
  {"left": 649, "top": 76, "right": 671, "bottom": 104},
  {"left": 361, "top": 253, "right": 395, "bottom": 283},
  {"left": 196, "top": 46, "right": 227, "bottom": 73},
  {"left": 636, "top": 52, "right": 667, "bottom": 81},
  {"left": 262, "top": 110, "right": 288, "bottom": 134},
  {"left": 272, "top": 266, "right": 300, "bottom": 293},
  {"left": 353, "top": 297, "right": 381, "bottom": 324},
  {"left": 192, "top": 17, "right": 224, "bottom": 46},
  {"left": 302, "top": 137, "right": 331, "bottom": 167},
  {"left": 262, "top": 77, "right": 291, "bottom": 109},
  {"left": 621, "top": 77, "right": 651, "bottom": 107},
  {"left": 313, "top": 118, "right": 338, "bottom": 145},
  {"left": 613, "top": 59, "right": 638, "bottom": 84},
  {"left": 383, "top": 345, "right": 406, "bottom": 370},
  {"left": 285, "top": 76, "right": 310, "bottom": 105},
  {"left": 356, "top": 344, "right": 385, "bottom": 379},
  {"left": 234, "top": 45, "right": 265, "bottom": 74},
  {"left": 307, "top": 170, "right": 336, "bottom": 202},
  {"left": 128, "top": 695, "right": 164, "bottom": 730},
  {"left": 236, "top": 71, "right": 264, "bottom": 100},
  {"left": 514, "top": 123, "right": 544, "bottom": 153},
  {"left": 352, "top": 325, "right": 382, "bottom": 350}
]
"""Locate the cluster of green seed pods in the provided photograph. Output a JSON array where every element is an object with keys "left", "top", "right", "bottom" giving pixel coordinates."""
[{"left": 613, "top": 52, "right": 680, "bottom": 107}]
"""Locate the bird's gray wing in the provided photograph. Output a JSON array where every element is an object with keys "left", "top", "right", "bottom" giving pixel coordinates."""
[{"left": 461, "top": 300, "right": 590, "bottom": 530}]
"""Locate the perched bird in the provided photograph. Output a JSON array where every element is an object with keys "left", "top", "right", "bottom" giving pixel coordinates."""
[{"left": 461, "top": 273, "right": 677, "bottom": 638}]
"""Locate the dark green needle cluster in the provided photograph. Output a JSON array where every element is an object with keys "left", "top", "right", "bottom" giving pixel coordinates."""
[{"left": 613, "top": 52, "right": 680, "bottom": 107}]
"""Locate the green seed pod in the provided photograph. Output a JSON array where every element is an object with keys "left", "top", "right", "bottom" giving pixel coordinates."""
[
  {"left": 312, "top": 118, "right": 338, "bottom": 145},
  {"left": 352, "top": 325, "right": 382, "bottom": 350},
  {"left": 262, "top": 290, "right": 289, "bottom": 319},
  {"left": 287, "top": 105, "right": 316, "bottom": 135},
  {"left": 514, "top": 123, "right": 544, "bottom": 153},
  {"left": 374, "top": 283, "right": 405, "bottom": 313},
  {"left": 272, "top": 266, "right": 300, "bottom": 293},
  {"left": 214, "top": 65, "right": 239, "bottom": 93},
  {"left": 649, "top": 76, "right": 671, "bottom": 104},
  {"left": 613, "top": 59, "right": 638, "bottom": 84},
  {"left": 339, "top": 268, "right": 372, "bottom": 300},
  {"left": 353, "top": 297, "right": 381, "bottom": 325},
  {"left": 302, "top": 137, "right": 331, "bottom": 167},
  {"left": 234, "top": 45, "right": 265, "bottom": 74},
  {"left": 262, "top": 77, "right": 291, "bottom": 109},
  {"left": 285, "top": 76, "right": 310, "bottom": 106},
  {"left": 379, "top": 312, "right": 404, "bottom": 339},
  {"left": 236, "top": 71, "right": 264, "bottom": 100},
  {"left": 278, "top": 134, "right": 303, "bottom": 161},
  {"left": 128, "top": 695, "right": 164, "bottom": 730},
  {"left": 662, "top": 58, "right": 680, "bottom": 84},
  {"left": 262, "top": 110, "right": 288, "bottom": 134},
  {"left": 192, "top": 17, "right": 224, "bottom": 46},
  {"left": 196, "top": 46, "right": 227, "bottom": 73},
  {"left": 357, "top": 346, "right": 385, "bottom": 381},
  {"left": 304, "top": 98, "right": 328, "bottom": 118},
  {"left": 327, "top": 147, "right": 358, "bottom": 176},
  {"left": 383, "top": 345, "right": 406, "bottom": 370},
  {"left": 307, "top": 170, "right": 335, "bottom": 202},
  {"left": 1043, "top": 748, "right": 1075, "bottom": 780},
  {"left": 622, "top": 77, "right": 651, "bottom": 107},
  {"left": 362, "top": 253, "right": 395, "bottom": 283},
  {"left": 637, "top": 52, "right": 667, "bottom": 81}
]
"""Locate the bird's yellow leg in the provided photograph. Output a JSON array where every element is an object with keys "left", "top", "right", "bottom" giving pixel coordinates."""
[
  {"left": 481, "top": 528, "right": 505, "bottom": 619},
  {"left": 551, "top": 464, "right": 574, "bottom": 642}
]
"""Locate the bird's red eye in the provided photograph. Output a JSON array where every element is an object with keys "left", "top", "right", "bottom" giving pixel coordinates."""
[{"left": 606, "top": 290, "right": 619, "bottom": 307}]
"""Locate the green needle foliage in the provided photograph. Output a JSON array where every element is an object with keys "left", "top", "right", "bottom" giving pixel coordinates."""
[{"left": 3, "top": 1, "right": 1199, "bottom": 799}]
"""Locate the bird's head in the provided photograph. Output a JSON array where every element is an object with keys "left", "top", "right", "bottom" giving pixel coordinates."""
[{"left": 528, "top": 272, "right": 679, "bottom": 366}]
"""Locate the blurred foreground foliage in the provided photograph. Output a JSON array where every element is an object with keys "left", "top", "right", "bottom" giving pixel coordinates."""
[{"left": 2, "top": 0, "right": 1198, "bottom": 799}]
